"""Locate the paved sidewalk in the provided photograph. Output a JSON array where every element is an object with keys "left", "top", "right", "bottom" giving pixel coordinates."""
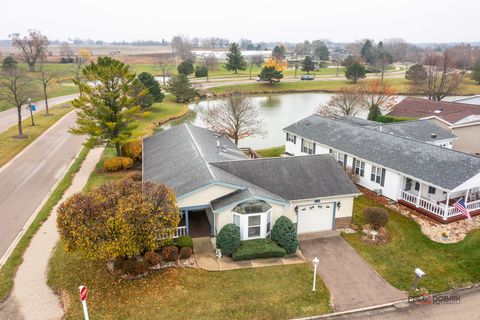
[
  {"left": 0, "top": 147, "right": 103, "bottom": 320},
  {"left": 194, "top": 237, "right": 306, "bottom": 271}
]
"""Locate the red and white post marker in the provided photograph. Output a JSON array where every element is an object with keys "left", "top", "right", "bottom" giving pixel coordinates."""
[{"left": 79, "top": 285, "right": 89, "bottom": 320}]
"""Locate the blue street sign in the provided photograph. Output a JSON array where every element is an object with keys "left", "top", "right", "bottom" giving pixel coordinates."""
[{"left": 31, "top": 105, "right": 36, "bottom": 111}]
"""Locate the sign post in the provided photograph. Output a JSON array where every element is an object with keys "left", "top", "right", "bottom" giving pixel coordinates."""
[{"left": 79, "top": 285, "right": 89, "bottom": 320}]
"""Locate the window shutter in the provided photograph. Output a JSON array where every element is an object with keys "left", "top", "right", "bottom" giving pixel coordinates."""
[
  {"left": 353, "top": 157, "right": 356, "bottom": 167},
  {"left": 286, "top": 132, "right": 289, "bottom": 141},
  {"left": 293, "top": 135, "right": 296, "bottom": 144},
  {"left": 301, "top": 138, "right": 304, "bottom": 152},
  {"left": 381, "top": 168, "right": 386, "bottom": 187},
  {"left": 343, "top": 154, "right": 347, "bottom": 168},
  {"left": 313, "top": 143, "right": 316, "bottom": 154},
  {"left": 329, "top": 148, "right": 333, "bottom": 153}
]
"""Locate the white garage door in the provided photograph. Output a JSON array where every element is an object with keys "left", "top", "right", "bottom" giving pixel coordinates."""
[{"left": 297, "top": 204, "right": 334, "bottom": 234}]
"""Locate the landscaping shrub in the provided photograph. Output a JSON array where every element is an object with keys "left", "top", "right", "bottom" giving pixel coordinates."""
[
  {"left": 179, "top": 247, "right": 193, "bottom": 259},
  {"left": 103, "top": 157, "right": 133, "bottom": 172},
  {"left": 143, "top": 251, "right": 161, "bottom": 266},
  {"left": 121, "top": 141, "right": 142, "bottom": 162},
  {"left": 363, "top": 207, "right": 389, "bottom": 230},
  {"left": 271, "top": 216, "right": 298, "bottom": 255},
  {"left": 114, "top": 256, "right": 127, "bottom": 270},
  {"left": 176, "top": 235, "right": 193, "bottom": 248},
  {"left": 162, "top": 245, "right": 179, "bottom": 261},
  {"left": 376, "top": 115, "right": 413, "bottom": 123},
  {"left": 134, "top": 260, "right": 149, "bottom": 275},
  {"left": 120, "top": 259, "right": 148, "bottom": 275},
  {"left": 162, "top": 238, "right": 175, "bottom": 247},
  {"left": 216, "top": 224, "right": 241, "bottom": 256},
  {"left": 125, "top": 171, "right": 142, "bottom": 181},
  {"left": 232, "top": 239, "right": 286, "bottom": 261},
  {"left": 195, "top": 65, "right": 208, "bottom": 78}
]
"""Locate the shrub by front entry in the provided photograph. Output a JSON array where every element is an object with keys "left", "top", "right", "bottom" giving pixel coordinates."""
[
  {"left": 143, "top": 251, "right": 161, "bottom": 266},
  {"left": 363, "top": 207, "right": 389, "bottom": 230},
  {"left": 121, "top": 141, "right": 142, "bottom": 162},
  {"left": 103, "top": 157, "right": 133, "bottom": 172},
  {"left": 271, "top": 216, "right": 298, "bottom": 255},
  {"left": 216, "top": 224, "right": 241, "bottom": 256},
  {"left": 176, "top": 235, "right": 193, "bottom": 248},
  {"left": 162, "top": 245, "right": 179, "bottom": 261},
  {"left": 232, "top": 239, "right": 286, "bottom": 261},
  {"left": 179, "top": 247, "right": 193, "bottom": 259}
]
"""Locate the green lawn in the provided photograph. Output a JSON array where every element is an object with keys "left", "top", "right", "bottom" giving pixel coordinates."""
[
  {"left": 0, "top": 147, "right": 90, "bottom": 302},
  {"left": 256, "top": 145, "right": 285, "bottom": 158},
  {"left": 343, "top": 196, "right": 480, "bottom": 293},
  {"left": 208, "top": 77, "right": 480, "bottom": 96},
  {"left": 48, "top": 244, "right": 331, "bottom": 319},
  {"left": 0, "top": 104, "right": 74, "bottom": 167}
]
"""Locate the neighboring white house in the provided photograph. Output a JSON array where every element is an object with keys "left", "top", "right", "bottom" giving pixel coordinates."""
[
  {"left": 284, "top": 115, "right": 480, "bottom": 223},
  {"left": 143, "top": 123, "right": 360, "bottom": 240}
]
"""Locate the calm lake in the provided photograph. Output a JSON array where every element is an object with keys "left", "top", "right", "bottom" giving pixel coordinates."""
[{"left": 160, "top": 93, "right": 406, "bottom": 149}]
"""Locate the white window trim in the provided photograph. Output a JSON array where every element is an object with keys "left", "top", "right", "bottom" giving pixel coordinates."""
[
  {"left": 354, "top": 159, "right": 365, "bottom": 177},
  {"left": 371, "top": 165, "right": 382, "bottom": 184},
  {"left": 303, "top": 140, "right": 315, "bottom": 154},
  {"left": 233, "top": 209, "right": 272, "bottom": 240}
]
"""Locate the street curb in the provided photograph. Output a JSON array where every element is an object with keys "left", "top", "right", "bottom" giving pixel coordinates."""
[
  {"left": 0, "top": 146, "right": 83, "bottom": 268},
  {"left": 0, "top": 109, "right": 77, "bottom": 174},
  {"left": 293, "top": 284, "right": 480, "bottom": 319}
]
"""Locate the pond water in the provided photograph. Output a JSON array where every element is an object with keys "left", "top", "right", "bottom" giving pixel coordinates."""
[{"left": 160, "top": 93, "right": 406, "bottom": 149}]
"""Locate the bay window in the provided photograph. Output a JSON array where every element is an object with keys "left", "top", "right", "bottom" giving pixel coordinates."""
[{"left": 232, "top": 200, "right": 273, "bottom": 240}]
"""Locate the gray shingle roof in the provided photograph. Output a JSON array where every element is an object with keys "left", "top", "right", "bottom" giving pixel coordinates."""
[
  {"left": 370, "top": 119, "right": 456, "bottom": 143},
  {"left": 212, "top": 155, "right": 360, "bottom": 200},
  {"left": 210, "top": 186, "right": 287, "bottom": 211},
  {"left": 143, "top": 124, "right": 247, "bottom": 196},
  {"left": 284, "top": 115, "right": 480, "bottom": 190}
]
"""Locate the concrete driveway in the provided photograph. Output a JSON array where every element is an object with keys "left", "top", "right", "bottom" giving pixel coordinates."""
[{"left": 300, "top": 232, "right": 406, "bottom": 312}]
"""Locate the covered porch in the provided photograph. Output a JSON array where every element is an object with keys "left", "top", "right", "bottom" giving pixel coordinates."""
[
  {"left": 398, "top": 177, "right": 480, "bottom": 222},
  {"left": 160, "top": 205, "right": 215, "bottom": 240}
]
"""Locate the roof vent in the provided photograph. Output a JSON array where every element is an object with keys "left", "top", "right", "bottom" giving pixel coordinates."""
[
  {"left": 305, "top": 121, "right": 310, "bottom": 126},
  {"left": 222, "top": 144, "right": 227, "bottom": 153},
  {"left": 430, "top": 133, "right": 437, "bottom": 139},
  {"left": 433, "top": 109, "right": 443, "bottom": 114}
]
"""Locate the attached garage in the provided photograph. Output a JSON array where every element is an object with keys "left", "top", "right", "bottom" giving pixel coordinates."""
[{"left": 296, "top": 204, "right": 335, "bottom": 234}]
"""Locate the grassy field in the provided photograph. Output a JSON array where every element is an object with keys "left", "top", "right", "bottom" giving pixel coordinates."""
[
  {"left": 343, "top": 196, "right": 480, "bottom": 293},
  {"left": 208, "top": 77, "right": 480, "bottom": 96},
  {"left": 0, "top": 104, "right": 74, "bottom": 167},
  {"left": 0, "top": 147, "right": 90, "bottom": 302},
  {"left": 256, "top": 145, "right": 285, "bottom": 158},
  {"left": 48, "top": 247, "right": 331, "bottom": 320}
]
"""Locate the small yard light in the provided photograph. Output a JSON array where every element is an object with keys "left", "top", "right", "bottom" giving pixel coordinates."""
[
  {"left": 413, "top": 268, "right": 426, "bottom": 290},
  {"left": 27, "top": 97, "right": 35, "bottom": 126},
  {"left": 312, "top": 257, "right": 319, "bottom": 291}
]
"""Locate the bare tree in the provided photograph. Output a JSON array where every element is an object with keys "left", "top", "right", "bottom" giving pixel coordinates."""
[
  {"left": 201, "top": 95, "right": 265, "bottom": 145},
  {"left": 73, "top": 49, "right": 92, "bottom": 97},
  {"left": 359, "top": 80, "right": 397, "bottom": 119},
  {"left": 316, "top": 86, "right": 362, "bottom": 117},
  {"left": 0, "top": 67, "right": 36, "bottom": 137},
  {"left": 9, "top": 30, "right": 48, "bottom": 72},
  {"left": 331, "top": 52, "right": 342, "bottom": 77},
  {"left": 204, "top": 54, "right": 218, "bottom": 72},
  {"left": 60, "top": 42, "right": 74, "bottom": 62},
  {"left": 156, "top": 54, "right": 172, "bottom": 85},
  {"left": 421, "top": 50, "right": 464, "bottom": 101},
  {"left": 383, "top": 38, "right": 408, "bottom": 63},
  {"left": 38, "top": 62, "right": 57, "bottom": 115},
  {"left": 249, "top": 54, "right": 264, "bottom": 80}
]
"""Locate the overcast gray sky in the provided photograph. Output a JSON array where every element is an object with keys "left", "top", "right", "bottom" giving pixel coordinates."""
[{"left": 0, "top": 0, "right": 477, "bottom": 43}]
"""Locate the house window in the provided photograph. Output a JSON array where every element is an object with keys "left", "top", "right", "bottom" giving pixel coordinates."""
[
  {"left": 371, "top": 166, "right": 383, "bottom": 184},
  {"left": 248, "top": 215, "right": 261, "bottom": 238},
  {"left": 332, "top": 150, "right": 346, "bottom": 167},
  {"left": 354, "top": 159, "right": 365, "bottom": 177},
  {"left": 405, "top": 178, "right": 412, "bottom": 191},
  {"left": 415, "top": 182, "right": 420, "bottom": 191},
  {"left": 428, "top": 186, "right": 436, "bottom": 194},
  {"left": 302, "top": 140, "right": 315, "bottom": 154},
  {"left": 286, "top": 132, "right": 296, "bottom": 144}
]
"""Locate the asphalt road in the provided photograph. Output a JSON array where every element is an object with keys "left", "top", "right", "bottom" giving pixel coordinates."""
[
  {"left": 323, "top": 287, "right": 480, "bottom": 319},
  {"left": 0, "top": 111, "right": 84, "bottom": 263},
  {"left": 0, "top": 93, "right": 79, "bottom": 133}
]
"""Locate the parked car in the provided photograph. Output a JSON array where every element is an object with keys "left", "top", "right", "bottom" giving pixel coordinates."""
[{"left": 300, "top": 75, "right": 315, "bottom": 80}]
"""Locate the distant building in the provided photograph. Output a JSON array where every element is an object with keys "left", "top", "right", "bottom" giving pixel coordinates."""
[{"left": 387, "top": 97, "right": 480, "bottom": 154}]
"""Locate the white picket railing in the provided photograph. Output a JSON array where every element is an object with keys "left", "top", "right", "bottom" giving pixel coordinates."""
[
  {"left": 158, "top": 226, "right": 187, "bottom": 240},
  {"left": 400, "top": 191, "right": 417, "bottom": 205},
  {"left": 418, "top": 198, "right": 445, "bottom": 218},
  {"left": 467, "top": 199, "right": 480, "bottom": 212}
]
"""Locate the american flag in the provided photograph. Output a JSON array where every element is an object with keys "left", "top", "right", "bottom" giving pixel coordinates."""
[{"left": 454, "top": 198, "right": 472, "bottom": 220}]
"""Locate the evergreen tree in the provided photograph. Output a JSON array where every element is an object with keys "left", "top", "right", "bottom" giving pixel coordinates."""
[
  {"left": 177, "top": 60, "right": 194, "bottom": 76},
  {"left": 224, "top": 43, "right": 247, "bottom": 74},
  {"left": 471, "top": 63, "right": 480, "bottom": 84},
  {"left": 71, "top": 57, "right": 142, "bottom": 156},
  {"left": 345, "top": 62, "right": 367, "bottom": 83},
  {"left": 166, "top": 75, "right": 197, "bottom": 103},
  {"left": 1, "top": 56, "right": 17, "bottom": 71},
  {"left": 301, "top": 56, "right": 315, "bottom": 74},
  {"left": 313, "top": 43, "right": 330, "bottom": 63},
  {"left": 272, "top": 45, "right": 286, "bottom": 61},
  {"left": 138, "top": 72, "right": 164, "bottom": 102},
  {"left": 367, "top": 105, "right": 382, "bottom": 121},
  {"left": 258, "top": 66, "right": 283, "bottom": 84}
]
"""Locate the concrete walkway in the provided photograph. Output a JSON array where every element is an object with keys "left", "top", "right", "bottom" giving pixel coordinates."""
[
  {"left": 193, "top": 237, "right": 306, "bottom": 271},
  {"left": 0, "top": 147, "right": 104, "bottom": 320},
  {"left": 300, "top": 232, "right": 406, "bottom": 312}
]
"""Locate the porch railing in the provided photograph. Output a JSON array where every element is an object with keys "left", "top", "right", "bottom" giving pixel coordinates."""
[
  {"left": 448, "top": 199, "right": 480, "bottom": 217},
  {"left": 158, "top": 226, "right": 187, "bottom": 240}
]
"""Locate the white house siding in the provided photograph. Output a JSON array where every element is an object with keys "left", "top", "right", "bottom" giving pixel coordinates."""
[{"left": 177, "top": 184, "right": 239, "bottom": 208}]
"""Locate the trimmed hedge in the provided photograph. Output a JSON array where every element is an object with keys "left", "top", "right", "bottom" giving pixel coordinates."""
[
  {"left": 363, "top": 207, "right": 389, "bottom": 230},
  {"left": 216, "top": 224, "right": 241, "bottom": 256},
  {"left": 176, "top": 235, "right": 193, "bottom": 248},
  {"left": 376, "top": 115, "right": 414, "bottom": 123},
  {"left": 103, "top": 157, "right": 133, "bottom": 172},
  {"left": 232, "top": 239, "right": 286, "bottom": 261},
  {"left": 271, "top": 216, "right": 298, "bottom": 255}
]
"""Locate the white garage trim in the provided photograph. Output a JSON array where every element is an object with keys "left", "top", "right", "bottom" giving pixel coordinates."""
[{"left": 295, "top": 201, "right": 337, "bottom": 234}]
